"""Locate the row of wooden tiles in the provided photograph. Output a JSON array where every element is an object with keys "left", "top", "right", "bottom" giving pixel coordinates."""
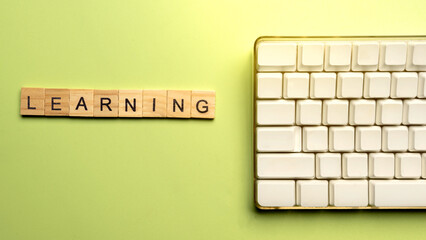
[{"left": 20, "top": 88, "right": 215, "bottom": 119}]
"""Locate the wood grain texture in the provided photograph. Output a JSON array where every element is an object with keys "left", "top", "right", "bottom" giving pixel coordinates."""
[
  {"left": 191, "top": 90, "right": 215, "bottom": 119},
  {"left": 20, "top": 88, "right": 45, "bottom": 116},
  {"left": 69, "top": 89, "right": 94, "bottom": 117},
  {"left": 44, "top": 88, "right": 70, "bottom": 116},
  {"left": 21, "top": 88, "right": 215, "bottom": 119},
  {"left": 119, "top": 90, "right": 143, "bottom": 118},
  {"left": 93, "top": 90, "right": 119, "bottom": 117},
  {"left": 142, "top": 90, "right": 167, "bottom": 118},
  {"left": 167, "top": 90, "right": 191, "bottom": 118}
]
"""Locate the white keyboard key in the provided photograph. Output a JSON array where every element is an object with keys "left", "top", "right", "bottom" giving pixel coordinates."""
[
  {"left": 296, "top": 100, "right": 322, "bottom": 125},
  {"left": 369, "top": 180, "right": 426, "bottom": 207},
  {"left": 303, "top": 126, "right": 328, "bottom": 152},
  {"left": 342, "top": 153, "right": 368, "bottom": 179},
  {"left": 323, "top": 100, "right": 348, "bottom": 125},
  {"left": 337, "top": 73, "right": 363, "bottom": 98},
  {"left": 329, "top": 180, "right": 368, "bottom": 207},
  {"left": 298, "top": 42, "right": 324, "bottom": 71},
  {"left": 256, "top": 180, "right": 295, "bottom": 207},
  {"left": 364, "top": 72, "right": 391, "bottom": 98},
  {"left": 257, "top": 100, "right": 295, "bottom": 125},
  {"left": 395, "top": 153, "right": 422, "bottom": 179},
  {"left": 356, "top": 126, "right": 381, "bottom": 152},
  {"left": 329, "top": 126, "right": 354, "bottom": 152},
  {"left": 349, "top": 100, "right": 376, "bottom": 125},
  {"left": 379, "top": 41, "right": 407, "bottom": 71},
  {"left": 257, "top": 73, "right": 283, "bottom": 99},
  {"left": 310, "top": 73, "right": 336, "bottom": 99},
  {"left": 423, "top": 154, "right": 426, "bottom": 178},
  {"left": 257, "top": 127, "right": 301, "bottom": 152},
  {"left": 409, "top": 126, "right": 426, "bottom": 152},
  {"left": 419, "top": 72, "right": 426, "bottom": 98},
  {"left": 257, "top": 42, "right": 297, "bottom": 72},
  {"left": 316, "top": 153, "right": 341, "bottom": 179},
  {"left": 283, "top": 73, "right": 309, "bottom": 99},
  {"left": 391, "top": 72, "right": 418, "bottom": 98},
  {"left": 296, "top": 180, "right": 328, "bottom": 207},
  {"left": 369, "top": 153, "right": 395, "bottom": 179},
  {"left": 376, "top": 99, "right": 403, "bottom": 125},
  {"left": 382, "top": 126, "right": 408, "bottom": 152},
  {"left": 324, "top": 42, "right": 352, "bottom": 71},
  {"left": 403, "top": 99, "right": 426, "bottom": 125},
  {"left": 352, "top": 41, "right": 379, "bottom": 71},
  {"left": 256, "top": 153, "right": 315, "bottom": 179},
  {"left": 406, "top": 41, "right": 426, "bottom": 71}
]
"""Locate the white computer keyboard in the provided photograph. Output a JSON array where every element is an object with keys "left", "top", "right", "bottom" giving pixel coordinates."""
[{"left": 254, "top": 36, "right": 426, "bottom": 209}]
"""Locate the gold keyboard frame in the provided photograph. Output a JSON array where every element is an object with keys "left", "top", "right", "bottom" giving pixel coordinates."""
[{"left": 253, "top": 36, "right": 426, "bottom": 210}]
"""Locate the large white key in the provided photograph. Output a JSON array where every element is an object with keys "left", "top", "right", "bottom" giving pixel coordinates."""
[
  {"left": 256, "top": 180, "right": 295, "bottom": 207},
  {"left": 296, "top": 100, "right": 322, "bottom": 125},
  {"left": 409, "top": 126, "right": 426, "bottom": 152},
  {"left": 303, "top": 126, "right": 328, "bottom": 152},
  {"left": 257, "top": 73, "right": 283, "bottom": 99},
  {"left": 369, "top": 153, "right": 395, "bottom": 179},
  {"left": 403, "top": 100, "right": 426, "bottom": 125},
  {"left": 323, "top": 100, "right": 348, "bottom": 125},
  {"left": 395, "top": 153, "right": 422, "bottom": 179},
  {"left": 329, "top": 180, "right": 368, "bottom": 207},
  {"left": 283, "top": 73, "right": 309, "bottom": 99},
  {"left": 349, "top": 100, "right": 376, "bottom": 125},
  {"left": 391, "top": 72, "right": 418, "bottom": 98},
  {"left": 324, "top": 42, "right": 351, "bottom": 71},
  {"left": 256, "top": 153, "right": 315, "bottom": 179},
  {"left": 376, "top": 99, "right": 403, "bottom": 125},
  {"left": 316, "top": 153, "right": 341, "bottom": 179},
  {"left": 257, "top": 42, "right": 297, "bottom": 72},
  {"left": 356, "top": 126, "right": 381, "bottom": 152},
  {"left": 257, "top": 100, "right": 295, "bottom": 125},
  {"left": 342, "top": 153, "right": 368, "bottom": 179},
  {"left": 364, "top": 72, "right": 391, "bottom": 98},
  {"left": 419, "top": 72, "right": 426, "bottom": 98},
  {"left": 298, "top": 42, "right": 324, "bottom": 71},
  {"left": 369, "top": 180, "right": 426, "bottom": 207},
  {"left": 423, "top": 154, "right": 426, "bottom": 178},
  {"left": 329, "top": 126, "right": 354, "bottom": 152},
  {"left": 379, "top": 41, "right": 407, "bottom": 71},
  {"left": 406, "top": 41, "right": 426, "bottom": 71},
  {"left": 310, "top": 73, "right": 336, "bottom": 99},
  {"left": 296, "top": 180, "right": 328, "bottom": 207},
  {"left": 352, "top": 41, "right": 379, "bottom": 71},
  {"left": 382, "top": 126, "right": 408, "bottom": 152},
  {"left": 337, "top": 73, "right": 363, "bottom": 98},
  {"left": 257, "top": 127, "right": 301, "bottom": 152}
]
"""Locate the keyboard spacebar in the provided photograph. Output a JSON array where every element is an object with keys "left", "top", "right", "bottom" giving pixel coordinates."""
[{"left": 370, "top": 180, "right": 426, "bottom": 207}]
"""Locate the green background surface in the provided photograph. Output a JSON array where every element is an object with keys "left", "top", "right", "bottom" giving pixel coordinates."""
[{"left": 1, "top": 0, "right": 426, "bottom": 239}]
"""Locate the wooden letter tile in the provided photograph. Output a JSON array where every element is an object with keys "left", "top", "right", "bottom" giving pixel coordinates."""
[
  {"left": 20, "top": 88, "right": 45, "bottom": 116},
  {"left": 69, "top": 89, "right": 94, "bottom": 117},
  {"left": 191, "top": 90, "right": 215, "bottom": 119},
  {"left": 142, "top": 90, "right": 167, "bottom": 118},
  {"left": 167, "top": 90, "right": 191, "bottom": 118},
  {"left": 44, "top": 88, "right": 70, "bottom": 116},
  {"left": 93, "top": 90, "right": 119, "bottom": 117},
  {"left": 119, "top": 90, "right": 143, "bottom": 118}
]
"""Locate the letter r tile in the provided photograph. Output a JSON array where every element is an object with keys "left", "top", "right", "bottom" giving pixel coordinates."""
[{"left": 93, "top": 90, "right": 119, "bottom": 117}]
